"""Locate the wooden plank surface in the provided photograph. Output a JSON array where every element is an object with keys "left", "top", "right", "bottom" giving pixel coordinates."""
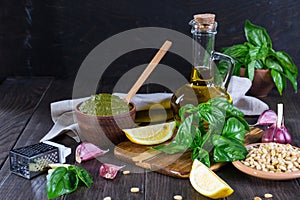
[
  {"left": 2, "top": 1, "right": 300, "bottom": 80},
  {"left": 0, "top": 78, "right": 145, "bottom": 200},
  {"left": 0, "top": 77, "right": 53, "bottom": 167},
  {"left": 0, "top": 78, "right": 300, "bottom": 200},
  {"left": 0, "top": 78, "right": 77, "bottom": 200},
  {"left": 0, "top": 78, "right": 65, "bottom": 200}
]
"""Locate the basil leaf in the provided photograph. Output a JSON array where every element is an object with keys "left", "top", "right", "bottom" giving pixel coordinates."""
[
  {"left": 244, "top": 20, "right": 272, "bottom": 48},
  {"left": 47, "top": 167, "right": 79, "bottom": 199},
  {"left": 232, "top": 61, "right": 242, "bottom": 76},
  {"left": 190, "top": 126, "right": 203, "bottom": 149},
  {"left": 249, "top": 44, "right": 269, "bottom": 62},
  {"left": 236, "top": 116, "right": 250, "bottom": 131},
  {"left": 209, "top": 97, "right": 244, "bottom": 118},
  {"left": 212, "top": 117, "right": 248, "bottom": 162},
  {"left": 201, "top": 128, "right": 219, "bottom": 153},
  {"left": 285, "top": 70, "right": 298, "bottom": 93},
  {"left": 275, "top": 51, "right": 298, "bottom": 75},
  {"left": 198, "top": 102, "right": 225, "bottom": 131},
  {"left": 154, "top": 142, "right": 188, "bottom": 154},
  {"left": 176, "top": 114, "right": 199, "bottom": 145},
  {"left": 179, "top": 104, "right": 198, "bottom": 122},
  {"left": 212, "top": 135, "right": 248, "bottom": 162},
  {"left": 271, "top": 69, "right": 284, "bottom": 95},
  {"left": 155, "top": 98, "right": 250, "bottom": 168},
  {"left": 209, "top": 98, "right": 249, "bottom": 131},
  {"left": 192, "top": 147, "right": 210, "bottom": 167},
  {"left": 247, "top": 60, "right": 257, "bottom": 81},
  {"left": 222, "top": 44, "right": 249, "bottom": 58},
  {"left": 154, "top": 114, "right": 198, "bottom": 154},
  {"left": 73, "top": 166, "right": 93, "bottom": 188},
  {"left": 221, "top": 118, "right": 246, "bottom": 145},
  {"left": 248, "top": 46, "right": 260, "bottom": 60},
  {"left": 265, "top": 57, "right": 283, "bottom": 72}
]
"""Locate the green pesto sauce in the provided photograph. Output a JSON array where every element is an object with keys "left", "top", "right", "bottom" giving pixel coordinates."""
[{"left": 79, "top": 93, "right": 131, "bottom": 116}]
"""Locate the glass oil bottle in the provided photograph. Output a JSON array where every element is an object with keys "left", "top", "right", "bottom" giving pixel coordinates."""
[{"left": 171, "top": 13, "right": 234, "bottom": 119}]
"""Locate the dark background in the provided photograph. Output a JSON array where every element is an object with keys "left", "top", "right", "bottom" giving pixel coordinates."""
[{"left": 1, "top": 0, "right": 300, "bottom": 84}]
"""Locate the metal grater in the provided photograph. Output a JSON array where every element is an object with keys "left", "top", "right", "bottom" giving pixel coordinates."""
[{"left": 9, "top": 143, "right": 59, "bottom": 179}]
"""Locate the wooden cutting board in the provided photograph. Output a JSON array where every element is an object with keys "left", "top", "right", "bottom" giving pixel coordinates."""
[{"left": 114, "top": 127, "right": 263, "bottom": 178}]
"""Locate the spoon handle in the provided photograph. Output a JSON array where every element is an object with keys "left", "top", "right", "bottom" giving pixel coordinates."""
[{"left": 124, "top": 40, "right": 172, "bottom": 104}]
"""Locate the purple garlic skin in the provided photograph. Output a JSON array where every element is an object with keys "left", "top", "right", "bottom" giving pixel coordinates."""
[
  {"left": 281, "top": 125, "right": 292, "bottom": 143},
  {"left": 273, "top": 126, "right": 286, "bottom": 144},
  {"left": 261, "top": 124, "right": 276, "bottom": 143},
  {"left": 257, "top": 110, "right": 277, "bottom": 126},
  {"left": 261, "top": 104, "right": 292, "bottom": 144},
  {"left": 99, "top": 163, "right": 124, "bottom": 179},
  {"left": 76, "top": 142, "right": 109, "bottom": 163},
  {"left": 261, "top": 124, "right": 292, "bottom": 144}
]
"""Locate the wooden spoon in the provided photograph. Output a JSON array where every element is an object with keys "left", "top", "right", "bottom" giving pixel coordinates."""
[{"left": 124, "top": 40, "right": 172, "bottom": 104}]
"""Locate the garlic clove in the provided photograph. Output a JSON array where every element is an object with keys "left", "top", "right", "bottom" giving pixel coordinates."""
[
  {"left": 99, "top": 163, "right": 125, "bottom": 179},
  {"left": 75, "top": 142, "right": 109, "bottom": 163}
]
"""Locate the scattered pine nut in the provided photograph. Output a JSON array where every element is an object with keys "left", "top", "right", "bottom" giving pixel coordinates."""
[
  {"left": 264, "top": 193, "right": 273, "bottom": 198},
  {"left": 253, "top": 197, "right": 262, "bottom": 200},
  {"left": 130, "top": 187, "right": 139, "bottom": 193},
  {"left": 173, "top": 194, "right": 183, "bottom": 200},
  {"left": 123, "top": 170, "right": 131, "bottom": 175},
  {"left": 103, "top": 197, "right": 111, "bottom": 200}
]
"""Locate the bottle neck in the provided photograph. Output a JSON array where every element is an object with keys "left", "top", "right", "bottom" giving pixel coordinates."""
[{"left": 190, "top": 20, "right": 217, "bottom": 85}]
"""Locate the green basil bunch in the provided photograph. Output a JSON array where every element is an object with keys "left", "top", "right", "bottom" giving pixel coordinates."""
[
  {"left": 155, "top": 97, "right": 250, "bottom": 167},
  {"left": 221, "top": 20, "right": 298, "bottom": 95},
  {"left": 46, "top": 165, "right": 93, "bottom": 199}
]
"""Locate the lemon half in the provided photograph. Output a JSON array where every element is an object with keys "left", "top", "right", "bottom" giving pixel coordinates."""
[
  {"left": 189, "top": 159, "right": 234, "bottom": 199},
  {"left": 123, "top": 121, "right": 176, "bottom": 145}
]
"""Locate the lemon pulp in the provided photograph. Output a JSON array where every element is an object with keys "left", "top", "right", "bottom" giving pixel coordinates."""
[
  {"left": 123, "top": 121, "right": 175, "bottom": 145},
  {"left": 189, "top": 159, "right": 234, "bottom": 199}
]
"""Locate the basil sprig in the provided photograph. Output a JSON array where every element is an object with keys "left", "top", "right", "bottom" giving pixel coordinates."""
[
  {"left": 46, "top": 165, "right": 93, "bottom": 199},
  {"left": 155, "top": 97, "right": 249, "bottom": 167},
  {"left": 221, "top": 20, "right": 298, "bottom": 95}
]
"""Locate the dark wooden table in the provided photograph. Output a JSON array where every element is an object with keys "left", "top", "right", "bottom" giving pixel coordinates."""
[{"left": 0, "top": 77, "right": 299, "bottom": 200}]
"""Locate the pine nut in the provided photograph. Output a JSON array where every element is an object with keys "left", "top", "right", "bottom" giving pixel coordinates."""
[
  {"left": 130, "top": 187, "right": 140, "bottom": 193},
  {"left": 123, "top": 170, "right": 131, "bottom": 175},
  {"left": 241, "top": 143, "right": 300, "bottom": 173},
  {"left": 264, "top": 193, "right": 273, "bottom": 198},
  {"left": 173, "top": 194, "right": 183, "bottom": 200}
]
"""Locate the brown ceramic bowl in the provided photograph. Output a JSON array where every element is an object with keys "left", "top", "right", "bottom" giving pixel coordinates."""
[
  {"left": 75, "top": 101, "right": 136, "bottom": 148},
  {"left": 232, "top": 143, "right": 300, "bottom": 180}
]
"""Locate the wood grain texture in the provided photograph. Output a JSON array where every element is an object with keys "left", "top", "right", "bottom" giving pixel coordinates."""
[
  {"left": 0, "top": 78, "right": 146, "bottom": 200},
  {"left": 65, "top": 156, "right": 146, "bottom": 200},
  {"left": 0, "top": 78, "right": 300, "bottom": 200},
  {"left": 0, "top": 78, "right": 53, "bottom": 167},
  {"left": 1, "top": 0, "right": 300, "bottom": 81},
  {"left": 0, "top": 78, "right": 74, "bottom": 200}
]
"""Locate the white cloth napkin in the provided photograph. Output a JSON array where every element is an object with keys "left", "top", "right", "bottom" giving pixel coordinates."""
[
  {"left": 227, "top": 76, "right": 269, "bottom": 116},
  {"left": 40, "top": 76, "right": 269, "bottom": 142}
]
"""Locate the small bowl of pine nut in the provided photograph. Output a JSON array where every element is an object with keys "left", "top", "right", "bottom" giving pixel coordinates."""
[{"left": 232, "top": 142, "right": 300, "bottom": 180}]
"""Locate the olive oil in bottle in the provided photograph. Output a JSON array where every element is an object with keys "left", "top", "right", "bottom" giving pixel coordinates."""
[{"left": 171, "top": 14, "right": 234, "bottom": 119}]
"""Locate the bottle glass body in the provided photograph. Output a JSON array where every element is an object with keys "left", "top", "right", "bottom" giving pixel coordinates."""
[{"left": 171, "top": 16, "right": 233, "bottom": 120}]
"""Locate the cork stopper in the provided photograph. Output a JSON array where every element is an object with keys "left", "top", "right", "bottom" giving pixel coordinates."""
[{"left": 193, "top": 13, "right": 215, "bottom": 24}]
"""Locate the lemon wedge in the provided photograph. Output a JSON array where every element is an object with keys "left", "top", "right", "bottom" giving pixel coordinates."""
[
  {"left": 189, "top": 159, "right": 234, "bottom": 199},
  {"left": 123, "top": 121, "right": 176, "bottom": 145}
]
